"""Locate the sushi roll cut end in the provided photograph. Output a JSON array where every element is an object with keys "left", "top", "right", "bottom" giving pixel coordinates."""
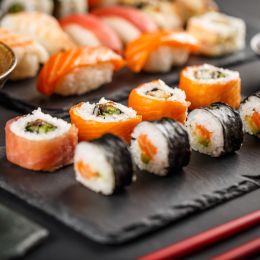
[
  {"left": 240, "top": 92, "right": 260, "bottom": 138},
  {"left": 131, "top": 118, "right": 190, "bottom": 176},
  {"left": 5, "top": 108, "right": 78, "bottom": 171},
  {"left": 74, "top": 134, "right": 133, "bottom": 195}
]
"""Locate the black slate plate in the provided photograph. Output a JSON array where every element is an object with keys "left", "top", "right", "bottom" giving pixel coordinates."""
[
  {"left": 0, "top": 203, "right": 48, "bottom": 259},
  {"left": 0, "top": 135, "right": 259, "bottom": 245},
  {"left": 0, "top": 22, "right": 257, "bottom": 116}
]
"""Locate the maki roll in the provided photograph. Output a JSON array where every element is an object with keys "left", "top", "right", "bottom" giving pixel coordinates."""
[
  {"left": 74, "top": 134, "right": 133, "bottom": 195},
  {"left": 180, "top": 64, "right": 241, "bottom": 110},
  {"left": 128, "top": 80, "right": 190, "bottom": 123},
  {"left": 187, "top": 12, "right": 246, "bottom": 57},
  {"left": 5, "top": 108, "right": 78, "bottom": 172},
  {"left": 70, "top": 98, "right": 142, "bottom": 143},
  {"left": 125, "top": 31, "right": 198, "bottom": 73},
  {"left": 37, "top": 46, "right": 125, "bottom": 96},
  {"left": 186, "top": 102, "right": 243, "bottom": 157},
  {"left": 130, "top": 118, "right": 190, "bottom": 176},
  {"left": 0, "top": 28, "right": 48, "bottom": 80},
  {"left": 240, "top": 92, "right": 260, "bottom": 138}
]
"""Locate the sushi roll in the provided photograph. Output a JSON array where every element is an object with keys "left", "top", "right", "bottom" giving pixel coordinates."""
[
  {"left": 53, "top": 0, "right": 87, "bottom": 18},
  {"left": 130, "top": 118, "right": 191, "bottom": 176},
  {"left": 179, "top": 64, "right": 241, "bottom": 110},
  {"left": 59, "top": 14, "right": 123, "bottom": 52},
  {"left": 1, "top": 0, "right": 54, "bottom": 15},
  {"left": 125, "top": 31, "right": 198, "bottom": 73},
  {"left": 37, "top": 46, "right": 125, "bottom": 96},
  {"left": 186, "top": 102, "right": 244, "bottom": 157},
  {"left": 69, "top": 98, "right": 142, "bottom": 143},
  {"left": 240, "top": 92, "right": 260, "bottom": 138},
  {"left": 128, "top": 80, "right": 190, "bottom": 123},
  {"left": 187, "top": 12, "right": 246, "bottom": 57},
  {"left": 5, "top": 108, "right": 78, "bottom": 172},
  {"left": 1, "top": 12, "right": 76, "bottom": 55},
  {"left": 91, "top": 6, "right": 158, "bottom": 44},
  {"left": 74, "top": 134, "right": 133, "bottom": 195},
  {"left": 0, "top": 28, "right": 49, "bottom": 80}
]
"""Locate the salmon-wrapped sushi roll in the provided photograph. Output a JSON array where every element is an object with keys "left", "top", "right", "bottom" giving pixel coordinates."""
[
  {"left": 125, "top": 31, "right": 198, "bottom": 73},
  {"left": 70, "top": 98, "right": 142, "bottom": 143},
  {"left": 128, "top": 80, "right": 189, "bottom": 123},
  {"left": 37, "top": 46, "right": 125, "bottom": 96},
  {"left": 1, "top": 12, "right": 76, "bottom": 55},
  {"left": 5, "top": 108, "right": 78, "bottom": 172},
  {"left": 0, "top": 28, "right": 48, "bottom": 80},
  {"left": 179, "top": 64, "right": 241, "bottom": 110}
]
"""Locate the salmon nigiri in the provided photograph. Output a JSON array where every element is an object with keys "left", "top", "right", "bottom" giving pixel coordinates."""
[
  {"left": 37, "top": 46, "right": 125, "bottom": 96},
  {"left": 0, "top": 28, "right": 49, "bottom": 80},
  {"left": 1, "top": 12, "right": 76, "bottom": 55},
  {"left": 125, "top": 31, "right": 199, "bottom": 73}
]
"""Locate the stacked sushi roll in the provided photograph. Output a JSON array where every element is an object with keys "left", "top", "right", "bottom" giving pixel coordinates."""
[
  {"left": 187, "top": 12, "right": 246, "bottom": 57},
  {"left": 240, "top": 92, "right": 260, "bottom": 138},
  {"left": 74, "top": 134, "right": 133, "bottom": 195},
  {"left": 180, "top": 64, "right": 241, "bottom": 109},
  {"left": 70, "top": 98, "right": 142, "bottom": 142},
  {"left": 128, "top": 80, "right": 190, "bottom": 122},
  {"left": 5, "top": 108, "right": 78, "bottom": 171},
  {"left": 186, "top": 103, "right": 244, "bottom": 157},
  {"left": 131, "top": 118, "right": 191, "bottom": 176}
]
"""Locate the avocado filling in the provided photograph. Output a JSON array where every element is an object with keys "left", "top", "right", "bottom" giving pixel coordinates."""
[
  {"left": 8, "top": 4, "right": 25, "bottom": 13},
  {"left": 245, "top": 112, "right": 260, "bottom": 135},
  {"left": 194, "top": 69, "right": 227, "bottom": 80},
  {"left": 94, "top": 102, "right": 122, "bottom": 117},
  {"left": 141, "top": 153, "right": 151, "bottom": 164},
  {"left": 146, "top": 88, "right": 172, "bottom": 99},
  {"left": 25, "top": 119, "right": 57, "bottom": 134}
]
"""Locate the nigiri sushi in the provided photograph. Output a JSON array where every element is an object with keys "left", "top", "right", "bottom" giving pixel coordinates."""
[
  {"left": 130, "top": 118, "right": 190, "bottom": 176},
  {"left": 5, "top": 108, "right": 78, "bottom": 172},
  {"left": 53, "top": 0, "right": 87, "bottom": 18},
  {"left": 92, "top": 6, "right": 158, "bottom": 44},
  {"left": 125, "top": 31, "right": 198, "bottom": 73},
  {"left": 37, "top": 46, "right": 125, "bottom": 96},
  {"left": 1, "top": 12, "right": 76, "bottom": 55},
  {"left": 179, "top": 64, "right": 241, "bottom": 110},
  {"left": 240, "top": 92, "right": 260, "bottom": 138},
  {"left": 0, "top": 28, "right": 49, "bottom": 80},
  {"left": 187, "top": 12, "right": 246, "bottom": 57},
  {"left": 74, "top": 134, "right": 134, "bottom": 195},
  {"left": 128, "top": 80, "right": 189, "bottom": 123},
  {"left": 60, "top": 14, "right": 123, "bottom": 52},
  {"left": 70, "top": 98, "right": 142, "bottom": 143},
  {"left": 186, "top": 103, "right": 243, "bottom": 157}
]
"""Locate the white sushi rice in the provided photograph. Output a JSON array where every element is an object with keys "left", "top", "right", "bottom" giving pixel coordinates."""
[
  {"left": 186, "top": 109, "right": 224, "bottom": 157},
  {"left": 75, "top": 97, "right": 137, "bottom": 122},
  {"left": 240, "top": 95, "right": 260, "bottom": 136},
  {"left": 137, "top": 79, "right": 187, "bottom": 103},
  {"left": 184, "top": 64, "right": 239, "bottom": 84},
  {"left": 74, "top": 142, "right": 115, "bottom": 195},
  {"left": 143, "top": 46, "right": 189, "bottom": 73},
  {"left": 131, "top": 122, "right": 169, "bottom": 176},
  {"left": 10, "top": 108, "right": 71, "bottom": 140}
]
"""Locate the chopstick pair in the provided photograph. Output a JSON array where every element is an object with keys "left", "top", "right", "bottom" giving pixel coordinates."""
[{"left": 139, "top": 210, "right": 260, "bottom": 260}]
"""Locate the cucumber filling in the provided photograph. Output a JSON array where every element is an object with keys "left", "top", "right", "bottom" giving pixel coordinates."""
[
  {"left": 25, "top": 119, "right": 57, "bottom": 134},
  {"left": 94, "top": 102, "right": 122, "bottom": 117}
]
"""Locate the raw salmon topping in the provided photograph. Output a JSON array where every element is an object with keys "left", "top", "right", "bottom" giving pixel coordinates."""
[{"left": 138, "top": 133, "right": 157, "bottom": 164}]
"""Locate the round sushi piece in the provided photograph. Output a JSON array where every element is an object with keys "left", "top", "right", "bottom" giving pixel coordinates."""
[
  {"left": 180, "top": 64, "right": 241, "bottom": 110},
  {"left": 37, "top": 46, "right": 125, "bottom": 96},
  {"left": 240, "top": 91, "right": 260, "bottom": 138},
  {"left": 186, "top": 102, "right": 244, "bottom": 157},
  {"left": 74, "top": 134, "right": 133, "bottom": 195},
  {"left": 5, "top": 108, "right": 78, "bottom": 172},
  {"left": 128, "top": 79, "right": 190, "bottom": 123},
  {"left": 125, "top": 31, "right": 198, "bottom": 73},
  {"left": 70, "top": 98, "right": 142, "bottom": 143},
  {"left": 130, "top": 118, "right": 191, "bottom": 176}
]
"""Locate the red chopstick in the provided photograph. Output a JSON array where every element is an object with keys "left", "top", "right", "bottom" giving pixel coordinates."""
[
  {"left": 139, "top": 210, "right": 260, "bottom": 260},
  {"left": 211, "top": 237, "right": 260, "bottom": 260}
]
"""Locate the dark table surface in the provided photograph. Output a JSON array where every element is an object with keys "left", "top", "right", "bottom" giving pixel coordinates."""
[{"left": 0, "top": 0, "right": 260, "bottom": 259}]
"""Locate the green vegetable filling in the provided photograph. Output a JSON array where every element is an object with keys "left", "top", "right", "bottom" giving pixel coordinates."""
[
  {"left": 141, "top": 153, "right": 151, "bottom": 164},
  {"left": 197, "top": 135, "right": 210, "bottom": 147},
  {"left": 8, "top": 4, "right": 25, "bottom": 13},
  {"left": 25, "top": 119, "right": 57, "bottom": 134},
  {"left": 245, "top": 116, "right": 260, "bottom": 135},
  {"left": 94, "top": 102, "right": 122, "bottom": 117}
]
